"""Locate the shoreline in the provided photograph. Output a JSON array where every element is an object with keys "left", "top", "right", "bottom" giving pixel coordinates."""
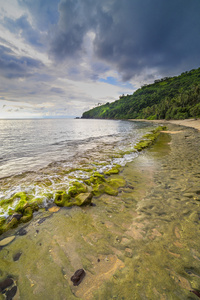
[
  {"left": 129, "top": 118, "right": 200, "bottom": 131},
  {"left": 1, "top": 122, "right": 200, "bottom": 298}
]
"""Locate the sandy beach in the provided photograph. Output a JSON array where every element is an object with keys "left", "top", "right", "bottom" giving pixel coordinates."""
[
  {"left": 1, "top": 121, "right": 200, "bottom": 299},
  {"left": 130, "top": 118, "right": 200, "bottom": 131}
]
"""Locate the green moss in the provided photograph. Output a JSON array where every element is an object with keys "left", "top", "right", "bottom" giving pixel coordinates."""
[
  {"left": 13, "top": 192, "right": 28, "bottom": 213},
  {"left": 104, "top": 185, "right": 118, "bottom": 196},
  {"left": 134, "top": 139, "right": 152, "bottom": 151},
  {"left": 68, "top": 181, "right": 87, "bottom": 197},
  {"left": 21, "top": 207, "right": 33, "bottom": 223},
  {"left": 106, "top": 177, "right": 126, "bottom": 188},
  {"left": 4, "top": 217, "right": 19, "bottom": 230},
  {"left": 54, "top": 190, "right": 71, "bottom": 207},
  {"left": 75, "top": 192, "right": 93, "bottom": 206},
  {"left": 92, "top": 184, "right": 106, "bottom": 197},
  {"left": 134, "top": 126, "right": 167, "bottom": 152},
  {"left": 104, "top": 168, "right": 120, "bottom": 176}
]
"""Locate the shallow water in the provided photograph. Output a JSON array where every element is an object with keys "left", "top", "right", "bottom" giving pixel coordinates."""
[
  {"left": 0, "top": 119, "right": 155, "bottom": 218},
  {"left": 0, "top": 123, "right": 200, "bottom": 299}
]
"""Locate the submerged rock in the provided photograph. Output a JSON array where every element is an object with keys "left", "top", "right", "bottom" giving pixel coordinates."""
[
  {"left": 71, "top": 269, "right": 86, "bottom": 286},
  {"left": 0, "top": 236, "right": 15, "bottom": 247},
  {"left": 75, "top": 192, "right": 93, "bottom": 206},
  {"left": 68, "top": 181, "right": 87, "bottom": 197},
  {"left": 54, "top": 191, "right": 71, "bottom": 207},
  {"left": 5, "top": 285, "right": 17, "bottom": 299},
  {"left": 17, "top": 228, "right": 27, "bottom": 236},
  {"left": 0, "top": 278, "right": 14, "bottom": 292},
  {"left": 13, "top": 252, "right": 22, "bottom": 262},
  {"left": 104, "top": 168, "right": 120, "bottom": 176}
]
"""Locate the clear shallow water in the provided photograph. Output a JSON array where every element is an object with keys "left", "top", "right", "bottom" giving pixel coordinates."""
[{"left": 0, "top": 119, "right": 155, "bottom": 217}]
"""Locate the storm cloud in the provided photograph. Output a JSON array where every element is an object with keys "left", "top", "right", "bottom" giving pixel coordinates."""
[
  {"left": 48, "top": 0, "right": 200, "bottom": 79},
  {"left": 0, "top": 45, "right": 44, "bottom": 79},
  {"left": 0, "top": 0, "right": 200, "bottom": 118}
]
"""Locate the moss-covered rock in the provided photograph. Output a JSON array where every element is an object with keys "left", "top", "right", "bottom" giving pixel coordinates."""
[
  {"left": 14, "top": 192, "right": 28, "bottom": 213},
  {"left": 104, "top": 168, "right": 120, "bottom": 176},
  {"left": 134, "top": 126, "right": 167, "bottom": 152},
  {"left": 75, "top": 192, "right": 93, "bottom": 206},
  {"left": 104, "top": 185, "right": 118, "bottom": 196},
  {"left": 68, "top": 181, "right": 88, "bottom": 197},
  {"left": 107, "top": 177, "right": 126, "bottom": 188},
  {"left": 4, "top": 217, "right": 19, "bottom": 230},
  {"left": 54, "top": 190, "right": 71, "bottom": 207},
  {"left": 21, "top": 207, "right": 33, "bottom": 223}
]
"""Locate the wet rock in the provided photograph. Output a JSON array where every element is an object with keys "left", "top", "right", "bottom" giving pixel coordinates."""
[
  {"left": 75, "top": 192, "right": 93, "bottom": 206},
  {"left": 5, "top": 285, "right": 17, "bottom": 300},
  {"left": 0, "top": 278, "right": 13, "bottom": 292},
  {"left": 190, "top": 290, "right": 200, "bottom": 298},
  {"left": 11, "top": 214, "right": 23, "bottom": 221},
  {"left": 71, "top": 269, "right": 86, "bottom": 286},
  {"left": 17, "top": 228, "right": 27, "bottom": 236},
  {"left": 4, "top": 218, "right": 19, "bottom": 231},
  {"left": 125, "top": 248, "right": 133, "bottom": 258},
  {"left": 38, "top": 217, "right": 47, "bottom": 224},
  {"left": 13, "top": 252, "right": 22, "bottom": 262},
  {"left": 0, "top": 236, "right": 15, "bottom": 247},
  {"left": 68, "top": 182, "right": 88, "bottom": 197}
]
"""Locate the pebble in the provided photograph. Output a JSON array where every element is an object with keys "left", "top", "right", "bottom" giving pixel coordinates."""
[
  {"left": 48, "top": 206, "right": 60, "bottom": 212},
  {"left": 5, "top": 286, "right": 17, "bottom": 300},
  {"left": 0, "top": 236, "right": 15, "bottom": 247},
  {"left": 0, "top": 278, "right": 13, "bottom": 292},
  {"left": 17, "top": 228, "right": 27, "bottom": 236},
  {"left": 13, "top": 252, "right": 22, "bottom": 262},
  {"left": 71, "top": 269, "right": 86, "bottom": 286}
]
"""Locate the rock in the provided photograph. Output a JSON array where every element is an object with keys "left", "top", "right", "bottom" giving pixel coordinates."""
[
  {"left": 104, "top": 185, "right": 118, "bottom": 196},
  {"left": 48, "top": 206, "right": 60, "bottom": 212},
  {"left": 75, "top": 192, "right": 93, "bottom": 206},
  {"left": 11, "top": 214, "right": 23, "bottom": 221},
  {"left": 104, "top": 168, "right": 120, "bottom": 176},
  {"left": 54, "top": 191, "right": 71, "bottom": 207},
  {"left": 5, "top": 285, "right": 17, "bottom": 299},
  {"left": 0, "top": 236, "right": 15, "bottom": 247},
  {"left": 68, "top": 182, "right": 88, "bottom": 197},
  {"left": 17, "top": 228, "right": 27, "bottom": 236},
  {"left": 13, "top": 252, "right": 22, "bottom": 261},
  {"left": 0, "top": 278, "right": 13, "bottom": 292},
  {"left": 191, "top": 290, "right": 200, "bottom": 298},
  {"left": 5, "top": 218, "right": 19, "bottom": 231},
  {"left": 20, "top": 207, "right": 33, "bottom": 223},
  {"left": 125, "top": 248, "right": 133, "bottom": 258},
  {"left": 38, "top": 217, "right": 47, "bottom": 225},
  {"left": 71, "top": 269, "right": 86, "bottom": 286}
]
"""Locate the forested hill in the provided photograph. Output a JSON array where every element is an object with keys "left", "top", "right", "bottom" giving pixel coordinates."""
[{"left": 82, "top": 68, "right": 200, "bottom": 120}]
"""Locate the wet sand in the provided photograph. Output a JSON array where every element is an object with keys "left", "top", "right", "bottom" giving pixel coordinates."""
[
  {"left": 0, "top": 123, "right": 200, "bottom": 299},
  {"left": 130, "top": 118, "right": 200, "bottom": 131}
]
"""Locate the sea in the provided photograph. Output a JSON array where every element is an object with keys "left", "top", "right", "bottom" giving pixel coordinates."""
[{"left": 0, "top": 118, "right": 155, "bottom": 217}]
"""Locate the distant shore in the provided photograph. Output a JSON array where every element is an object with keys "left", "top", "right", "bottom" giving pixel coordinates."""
[{"left": 129, "top": 118, "right": 200, "bottom": 131}]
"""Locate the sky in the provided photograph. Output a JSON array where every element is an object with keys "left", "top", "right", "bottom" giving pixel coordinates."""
[{"left": 0, "top": 0, "right": 200, "bottom": 119}]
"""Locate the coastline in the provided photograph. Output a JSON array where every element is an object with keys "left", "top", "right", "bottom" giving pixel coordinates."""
[
  {"left": 129, "top": 118, "right": 200, "bottom": 131},
  {"left": 1, "top": 122, "right": 200, "bottom": 299}
]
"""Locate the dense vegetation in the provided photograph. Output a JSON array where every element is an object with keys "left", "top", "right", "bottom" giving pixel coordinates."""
[{"left": 82, "top": 67, "right": 200, "bottom": 120}]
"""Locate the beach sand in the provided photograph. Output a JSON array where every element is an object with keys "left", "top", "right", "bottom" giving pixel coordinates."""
[
  {"left": 1, "top": 121, "right": 200, "bottom": 299},
  {"left": 129, "top": 118, "right": 200, "bottom": 131}
]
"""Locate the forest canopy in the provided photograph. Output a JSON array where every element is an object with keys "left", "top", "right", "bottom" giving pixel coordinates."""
[{"left": 82, "top": 68, "right": 200, "bottom": 120}]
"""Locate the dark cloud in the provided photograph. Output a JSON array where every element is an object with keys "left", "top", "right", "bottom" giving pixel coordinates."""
[
  {"left": 47, "top": 0, "right": 200, "bottom": 80},
  {"left": 3, "top": 15, "right": 44, "bottom": 49},
  {"left": 18, "top": 0, "right": 60, "bottom": 30},
  {"left": 3, "top": 0, "right": 200, "bottom": 85},
  {"left": 0, "top": 45, "right": 44, "bottom": 79},
  {"left": 50, "top": 87, "right": 65, "bottom": 94}
]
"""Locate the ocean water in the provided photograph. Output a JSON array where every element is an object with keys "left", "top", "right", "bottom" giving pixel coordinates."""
[{"left": 0, "top": 118, "right": 154, "bottom": 217}]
